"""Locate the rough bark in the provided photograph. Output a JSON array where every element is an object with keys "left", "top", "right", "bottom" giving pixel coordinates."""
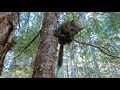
[
  {"left": 32, "top": 12, "right": 58, "bottom": 78},
  {"left": 0, "top": 12, "right": 19, "bottom": 76}
]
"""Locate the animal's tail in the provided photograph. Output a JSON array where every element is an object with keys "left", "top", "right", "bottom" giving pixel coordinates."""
[{"left": 57, "top": 45, "right": 64, "bottom": 68}]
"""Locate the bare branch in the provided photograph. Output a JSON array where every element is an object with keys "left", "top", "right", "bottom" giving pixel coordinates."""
[
  {"left": 73, "top": 39, "right": 120, "bottom": 59},
  {"left": 14, "top": 29, "right": 41, "bottom": 59},
  {"left": 55, "top": 33, "right": 120, "bottom": 59}
]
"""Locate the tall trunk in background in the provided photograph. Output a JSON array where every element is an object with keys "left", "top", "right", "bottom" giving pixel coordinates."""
[
  {"left": 81, "top": 57, "right": 87, "bottom": 78},
  {"left": 109, "top": 62, "right": 118, "bottom": 78},
  {"left": 0, "top": 12, "right": 19, "bottom": 76},
  {"left": 70, "top": 46, "right": 77, "bottom": 78},
  {"left": 32, "top": 12, "right": 58, "bottom": 78},
  {"left": 90, "top": 46, "right": 101, "bottom": 78},
  {"left": 73, "top": 52, "right": 78, "bottom": 78},
  {"left": 66, "top": 50, "right": 69, "bottom": 78}
]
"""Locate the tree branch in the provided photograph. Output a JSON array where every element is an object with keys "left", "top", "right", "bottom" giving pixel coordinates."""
[
  {"left": 73, "top": 39, "right": 120, "bottom": 59},
  {"left": 14, "top": 29, "right": 41, "bottom": 59},
  {"left": 55, "top": 33, "right": 120, "bottom": 59}
]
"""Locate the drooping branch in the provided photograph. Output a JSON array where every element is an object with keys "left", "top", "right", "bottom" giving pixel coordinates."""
[
  {"left": 14, "top": 29, "right": 42, "bottom": 59},
  {"left": 55, "top": 33, "right": 120, "bottom": 59},
  {"left": 73, "top": 39, "right": 120, "bottom": 59},
  {"left": 16, "top": 29, "right": 120, "bottom": 59}
]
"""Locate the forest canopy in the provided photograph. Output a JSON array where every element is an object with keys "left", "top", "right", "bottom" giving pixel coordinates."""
[{"left": 0, "top": 12, "right": 120, "bottom": 78}]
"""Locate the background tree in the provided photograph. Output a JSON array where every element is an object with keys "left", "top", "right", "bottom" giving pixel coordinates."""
[
  {"left": 0, "top": 12, "right": 19, "bottom": 76},
  {"left": 2, "top": 12, "right": 41, "bottom": 78},
  {"left": 1, "top": 12, "right": 120, "bottom": 78}
]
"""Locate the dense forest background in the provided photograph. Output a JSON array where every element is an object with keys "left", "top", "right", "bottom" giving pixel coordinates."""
[{"left": 0, "top": 12, "right": 120, "bottom": 78}]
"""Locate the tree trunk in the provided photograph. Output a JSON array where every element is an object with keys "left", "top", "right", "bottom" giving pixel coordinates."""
[
  {"left": 109, "top": 62, "right": 118, "bottom": 78},
  {"left": 32, "top": 12, "right": 58, "bottom": 78},
  {"left": 70, "top": 46, "right": 77, "bottom": 78},
  {"left": 66, "top": 51, "right": 69, "bottom": 78},
  {"left": 0, "top": 12, "right": 19, "bottom": 76},
  {"left": 81, "top": 57, "right": 87, "bottom": 78},
  {"left": 90, "top": 47, "right": 101, "bottom": 78}
]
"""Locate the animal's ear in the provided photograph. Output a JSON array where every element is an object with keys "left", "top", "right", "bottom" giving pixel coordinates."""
[
  {"left": 78, "top": 27, "right": 84, "bottom": 32},
  {"left": 70, "top": 20, "right": 75, "bottom": 25}
]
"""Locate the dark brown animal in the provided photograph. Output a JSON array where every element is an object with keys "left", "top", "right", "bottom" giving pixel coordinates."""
[{"left": 56, "top": 20, "right": 84, "bottom": 68}]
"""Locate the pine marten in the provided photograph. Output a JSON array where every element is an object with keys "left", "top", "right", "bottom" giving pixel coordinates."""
[{"left": 56, "top": 20, "right": 84, "bottom": 68}]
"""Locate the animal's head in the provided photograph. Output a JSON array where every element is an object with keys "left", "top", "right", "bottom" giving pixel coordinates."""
[{"left": 63, "top": 20, "right": 84, "bottom": 37}]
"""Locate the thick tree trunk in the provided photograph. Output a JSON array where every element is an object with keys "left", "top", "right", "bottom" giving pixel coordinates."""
[
  {"left": 32, "top": 12, "right": 58, "bottom": 78},
  {"left": 0, "top": 12, "right": 19, "bottom": 76}
]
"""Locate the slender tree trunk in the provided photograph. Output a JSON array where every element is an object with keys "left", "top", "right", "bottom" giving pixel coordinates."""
[
  {"left": 66, "top": 50, "right": 69, "bottom": 78},
  {"left": 0, "top": 12, "right": 19, "bottom": 76},
  {"left": 90, "top": 47, "right": 101, "bottom": 78},
  {"left": 109, "top": 62, "right": 118, "bottom": 78},
  {"left": 81, "top": 57, "right": 87, "bottom": 78},
  {"left": 70, "top": 46, "right": 76, "bottom": 78},
  {"left": 32, "top": 12, "right": 58, "bottom": 78},
  {"left": 73, "top": 53, "right": 77, "bottom": 78}
]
